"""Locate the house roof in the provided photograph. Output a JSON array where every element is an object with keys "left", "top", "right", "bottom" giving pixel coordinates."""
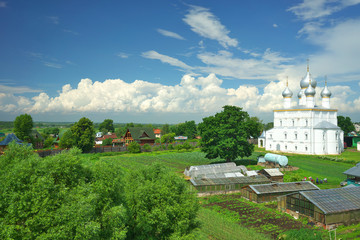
[
  {"left": 260, "top": 168, "right": 284, "bottom": 177},
  {"left": 127, "top": 127, "right": 156, "bottom": 141},
  {"left": 103, "top": 133, "right": 117, "bottom": 139},
  {"left": 246, "top": 181, "right": 319, "bottom": 195},
  {"left": 300, "top": 186, "right": 360, "bottom": 214},
  {"left": 153, "top": 129, "right": 161, "bottom": 134},
  {"left": 343, "top": 163, "right": 360, "bottom": 178},
  {"left": 0, "top": 133, "right": 30, "bottom": 146},
  {"left": 190, "top": 175, "right": 270, "bottom": 186}
]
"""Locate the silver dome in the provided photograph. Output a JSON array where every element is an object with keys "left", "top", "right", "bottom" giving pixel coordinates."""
[
  {"left": 321, "top": 82, "right": 332, "bottom": 98},
  {"left": 282, "top": 86, "right": 293, "bottom": 98},
  {"left": 297, "top": 90, "right": 302, "bottom": 99},
  {"left": 300, "top": 71, "right": 317, "bottom": 89},
  {"left": 305, "top": 83, "right": 316, "bottom": 97}
]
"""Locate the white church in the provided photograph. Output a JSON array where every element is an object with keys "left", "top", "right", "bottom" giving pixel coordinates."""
[{"left": 260, "top": 64, "right": 344, "bottom": 155}]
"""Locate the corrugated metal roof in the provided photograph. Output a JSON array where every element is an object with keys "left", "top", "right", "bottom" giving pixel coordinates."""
[
  {"left": 190, "top": 175, "right": 270, "bottom": 186},
  {"left": 300, "top": 187, "right": 360, "bottom": 214},
  {"left": 262, "top": 168, "right": 284, "bottom": 176},
  {"left": 248, "top": 181, "right": 319, "bottom": 195},
  {"left": 343, "top": 164, "right": 360, "bottom": 178},
  {"left": 184, "top": 162, "right": 248, "bottom": 178}
]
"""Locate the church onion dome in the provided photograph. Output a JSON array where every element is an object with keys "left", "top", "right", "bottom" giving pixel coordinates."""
[
  {"left": 321, "top": 82, "right": 332, "bottom": 98},
  {"left": 282, "top": 86, "right": 293, "bottom": 98},
  {"left": 305, "top": 83, "right": 316, "bottom": 97},
  {"left": 300, "top": 71, "right": 317, "bottom": 89},
  {"left": 297, "top": 90, "right": 302, "bottom": 99}
]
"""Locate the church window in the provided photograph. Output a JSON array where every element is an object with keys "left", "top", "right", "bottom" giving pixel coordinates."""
[
  {"left": 280, "top": 120, "right": 282, "bottom": 126},
  {"left": 305, "top": 133, "right": 308, "bottom": 140},
  {"left": 323, "top": 133, "right": 326, "bottom": 140},
  {"left": 305, "top": 120, "right": 308, "bottom": 126},
  {"left": 270, "top": 144, "right": 272, "bottom": 148},
  {"left": 285, "top": 145, "right": 287, "bottom": 150},
  {"left": 284, "top": 133, "right": 287, "bottom": 139},
  {"left": 305, "top": 146, "right": 308, "bottom": 151},
  {"left": 270, "top": 134, "right": 272, "bottom": 139},
  {"left": 295, "top": 133, "right": 298, "bottom": 140},
  {"left": 295, "top": 146, "right": 297, "bottom": 150},
  {"left": 292, "top": 120, "right": 295, "bottom": 126}
]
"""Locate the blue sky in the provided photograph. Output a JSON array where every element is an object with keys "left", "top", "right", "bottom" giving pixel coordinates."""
[{"left": 1, "top": 0, "right": 360, "bottom": 123}]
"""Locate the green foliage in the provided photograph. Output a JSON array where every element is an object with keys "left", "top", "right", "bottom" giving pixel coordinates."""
[
  {"left": 127, "top": 141, "right": 141, "bottom": 153},
  {"left": 161, "top": 124, "right": 170, "bottom": 135},
  {"left": 338, "top": 115, "right": 355, "bottom": 134},
  {"left": 263, "top": 122, "right": 274, "bottom": 131},
  {"left": 199, "top": 105, "right": 259, "bottom": 162},
  {"left": 59, "top": 130, "right": 75, "bottom": 149},
  {"left": 0, "top": 144, "right": 127, "bottom": 239},
  {"left": 175, "top": 142, "right": 194, "bottom": 151},
  {"left": 42, "top": 127, "right": 60, "bottom": 135},
  {"left": 167, "top": 144, "right": 174, "bottom": 150},
  {"left": 143, "top": 143, "right": 152, "bottom": 152},
  {"left": 71, "top": 117, "right": 95, "bottom": 152},
  {"left": 171, "top": 121, "right": 197, "bottom": 139},
  {"left": 161, "top": 132, "right": 175, "bottom": 144},
  {"left": 99, "top": 119, "right": 115, "bottom": 133},
  {"left": 44, "top": 136, "right": 55, "bottom": 148},
  {"left": 278, "top": 228, "right": 322, "bottom": 240},
  {"left": 102, "top": 137, "right": 113, "bottom": 146},
  {"left": 13, "top": 113, "right": 33, "bottom": 140},
  {"left": 124, "top": 163, "right": 199, "bottom": 239}
]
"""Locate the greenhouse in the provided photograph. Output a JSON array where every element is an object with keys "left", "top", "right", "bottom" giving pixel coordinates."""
[
  {"left": 184, "top": 162, "right": 247, "bottom": 179},
  {"left": 278, "top": 186, "right": 360, "bottom": 229},
  {"left": 241, "top": 181, "right": 319, "bottom": 203},
  {"left": 190, "top": 175, "right": 270, "bottom": 194}
]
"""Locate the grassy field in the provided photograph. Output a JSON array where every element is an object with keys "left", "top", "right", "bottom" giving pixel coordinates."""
[{"left": 79, "top": 148, "right": 360, "bottom": 239}]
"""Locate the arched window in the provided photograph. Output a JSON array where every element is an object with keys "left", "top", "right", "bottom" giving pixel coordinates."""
[
  {"left": 292, "top": 119, "right": 295, "bottom": 126},
  {"left": 305, "top": 119, "right": 308, "bottom": 126},
  {"left": 285, "top": 145, "right": 287, "bottom": 150},
  {"left": 280, "top": 120, "right": 282, "bottom": 126},
  {"left": 295, "top": 133, "right": 298, "bottom": 140},
  {"left": 305, "top": 146, "right": 308, "bottom": 151},
  {"left": 284, "top": 133, "right": 287, "bottom": 139},
  {"left": 305, "top": 133, "right": 308, "bottom": 140},
  {"left": 295, "top": 146, "right": 297, "bottom": 150}
]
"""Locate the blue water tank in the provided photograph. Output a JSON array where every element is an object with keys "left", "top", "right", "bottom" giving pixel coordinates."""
[{"left": 264, "top": 153, "right": 288, "bottom": 166}]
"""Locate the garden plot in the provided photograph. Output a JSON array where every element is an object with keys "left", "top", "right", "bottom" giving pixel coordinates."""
[{"left": 202, "top": 194, "right": 313, "bottom": 239}]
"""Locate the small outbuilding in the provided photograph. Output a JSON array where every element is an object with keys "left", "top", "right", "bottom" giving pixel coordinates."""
[
  {"left": 258, "top": 168, "right": 284, "bottom": 182},
  {"left": 0, "top": 133, "right": 31, "bottom": 151},
  {"left": 241, "top": 181, "right": 319, "bottom": 203},
  {"left": 278, "top": 187, "right": 360, "bottom": 229},
  {"left": 343, "top": 163, "right": 360, "bottom": 186},
  {"left": 190, "top": 175, "right": 271, "bottom": 196}
]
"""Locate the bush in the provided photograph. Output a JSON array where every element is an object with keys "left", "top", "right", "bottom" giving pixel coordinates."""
[
  {"left": 102, "top": 138, "right": 113, "bottom": 146},
  {"left": 153, "top": 146, "right": 160, "bottom": 151},
  {"left": 143, "top": 143, "right": 151, "bottom": 152},
  {"left": 127, "top": 141, "right": 141, "bottom": 153},
  {"left": 167, "top": 144, "right": 174, "bottom": 150}
]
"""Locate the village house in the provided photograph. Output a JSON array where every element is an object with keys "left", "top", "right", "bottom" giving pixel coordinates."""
[{"left": 123, "top": 127, "right": 156, "bottom": 145}]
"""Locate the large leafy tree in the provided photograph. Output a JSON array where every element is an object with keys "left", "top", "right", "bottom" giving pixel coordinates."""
[
  {"left": 124, "top": 163, "right": 199, "bottom": 239},
  {"left": 171, "top": 121, "right": 197, "bottom": 139},
  {"left": 71, "top": 117, "right": 95, "bottom": 152},
  {"left": 0, "top": 143, "right": 127, "bottom": 239},
  {"left": 198, "top": 105, "right": 261, "bottom": 162},
  {"left": 99, "top": 119, "right": 115, "bottom": 133},
  {"left": 59, "top": 130, "right": 75, "bottom": 149},
  {"left": 337, "top": 115, "right": 355, "bottom": 134},
  {"left": 13, "top": 113, "right": 33, "bottom": 141}
]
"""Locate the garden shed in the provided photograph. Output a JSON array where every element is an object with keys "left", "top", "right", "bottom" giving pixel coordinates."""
[
  {"left": 241, "top": 181, "right": 319, "bottom": 203},
  {"left": 184, "top": 162, "right": 247, "bottom": 179},
  {"left": 278, "top": 187, "right": 360, "bottom": 229},
  {"left": 258, "top": 168, "right": 284, "bottom": 182},
  {"left": 190, "top": 175, "right": 270, "bottom": 195}
]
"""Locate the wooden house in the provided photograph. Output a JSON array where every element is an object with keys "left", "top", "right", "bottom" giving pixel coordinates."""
[{"left": 123, "top": 127, "right": 156, "bottom": 145}]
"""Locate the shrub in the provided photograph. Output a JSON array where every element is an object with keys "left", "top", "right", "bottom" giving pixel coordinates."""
[
  {"left": 143, "top": 143, "right": 151, "bottom": 152},
  {"left": 101, "top": 138, "right": 113, "bottom": 146},
  {"left": 167, "top": 144, "right": 174, "bottom": 150},
  {"left": 127, "top": 142, "right": 141, "bottom": 153},
  {"left": 278, "top": 228, "right": 322, "bottom": 240}
]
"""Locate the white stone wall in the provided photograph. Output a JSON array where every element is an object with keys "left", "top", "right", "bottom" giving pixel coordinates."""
[{"left": 266, "top": 109, "right": 343, "bottom": 155}]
